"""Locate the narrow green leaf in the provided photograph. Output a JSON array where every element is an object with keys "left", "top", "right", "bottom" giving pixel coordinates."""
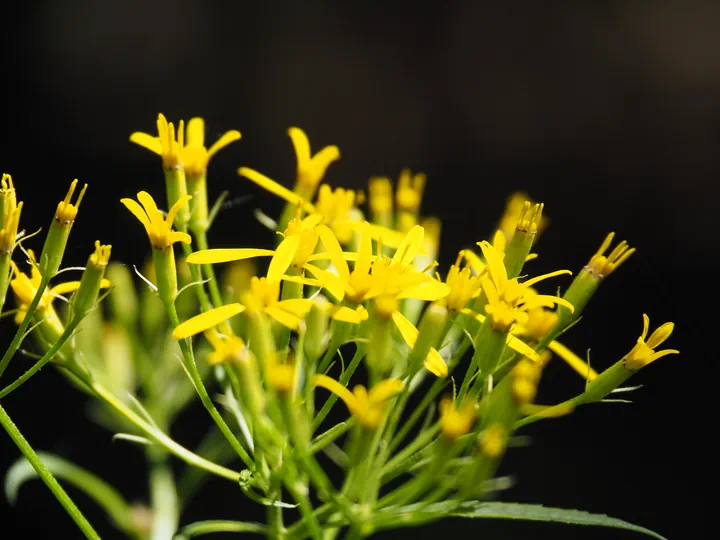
[
  {"left": 374, "top": 501, "right": 666, "bottom": 539},
  {"left": 5, "top": 452, "right": 136, "bottom": 534},
  {"left": 176, "top": 519, "right": 266, "bottom": 538}
]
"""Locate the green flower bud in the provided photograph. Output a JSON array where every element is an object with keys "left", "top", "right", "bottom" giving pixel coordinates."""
[{"left": 39, "top": 180, "right": 87, "bottom": 278}]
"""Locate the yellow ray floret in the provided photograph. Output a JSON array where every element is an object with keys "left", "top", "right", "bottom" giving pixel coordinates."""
[
  {"left": 183, "top": 117, "right": 241, "bottom": 177},
  {"left": 121, "top": 191, "right": 192, "bottom": 249},
  {"left": 439, "top": 397, "right": 476, "bottom": 440},
  {"left": 56, "top": 179, "right": 88, "bottom": 223},
  {"left": 288, "top": 127, "right": 340, "bottom": 190},
  {"left": 624, "top": 314, "right": 679, "bottom": 371},
  {"left": 130, "top": 113, "right": 185, "bottom": 170},
  {"left": 313, "top": 374, "right": 404, "bottom": 429},
  {"left": 586, "top": 232, "right": 635, "bottom": 278},
  {"left": 391, "top": 311, "right": 448, "bottom": 377}
]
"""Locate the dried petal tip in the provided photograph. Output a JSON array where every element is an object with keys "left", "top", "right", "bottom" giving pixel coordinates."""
[
  {"left": 56, "top": 179, "right": 87, "bottom": 224},
  {"left": 586, "top": 232, "right": 635, "bottom": 278}
]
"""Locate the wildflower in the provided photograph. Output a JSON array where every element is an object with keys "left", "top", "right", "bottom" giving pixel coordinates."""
[
  {"left": 368, "top": 176, "right": 393, "bottom": 227},
  {"left": 0, "top": 175, "right": 23, "bottom": 254},
  {"left": 511, "top": 358, "right": 543, "bottom": 406},
  {"left": 496, "top": 192, "right": 548, "bottom": 244},
  {"left": 288, "top": 127, "right": 340, "bottom": 193},
  {"left": 312, "top": 374, "right": 404, "bottom": 430},
  {"left": 438, "top": 251, "right": 483, "bottom": 313},
  {"left": 478, "top": 424, "right": 507, "bottom": 459},
  {"left": 624, "top": 314, "right": 679, "bottom": 371},
  {"left": 130, "top": 113, "right": 185, "bottom": 171},
  {"left": 182, "top": 117, "right": 241, "bottom": 178},
  {"left": 477, "top": 240, "right": 573, "bottom": 333},
  {"left": 585, "top": 232, "right": 635, "bottom": 279},
  {"left": 204, "top": 330, "right": 247, "bottom": 365},
  {"left": 120, "top": 191, "right": 192, "bottom": 250},
  {"left": 395, "top": 168, "right": 426, "bottom": 232},
  {"left": 439, "top": 397, "right": 476, "bottom": 440}
]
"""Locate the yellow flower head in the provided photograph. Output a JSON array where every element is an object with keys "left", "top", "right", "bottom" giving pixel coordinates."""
[
  {"left": 267, "top": 360, "right": 296, "bottom": 393},
  {"left": 439, "top": 251, "right": 483, "bottom": 312},
  {"left": 586, "top": 232, "right": 635, "bottom": 278},
  {"left": 204, "top": 331, "right": 247, "bottom": 365},
  {"left": 288, "top": 127, "right": 340, "bottom": 190},
  {"left": 395, "top": 168, "right": 426, "bottom": 213},
  {"left": 55, "top": 179, "right": 88, "bottom": 224},
  {"left": 313, "top": 184, "right": 363, "bottom": 244},
  {"left": 478, "top": 424, "right": 507, "bottom": 459},
  {"left": 477, "top": 240, "right": 573, "bottom": 332},
  {"left": 511, "top": 357, "right": 543, "bottom": 405},
  {"left": 313, "top": 374, "right": 404, "bottom": 429},
  {"left": 89, "top": 240, "right": 112, "bottom": 267},
  {"left": 182, "top": 117, "right": 242, "bottom": 177},
  {"left": 624, "top": 314, "right": 679, "bottom": 371},
  {"left": 0, "top": 175, "right": 22, "bottom": 254},
  {"left": 120, "top": 191, "right": 192, "bottom": 250},
  {"left": 368, "top": 176, "right": 393, "bottom": 215},
  {"left": 130, "top": 113, "right": 185, "bottom": 170},
  {"left": 439, "top": 397, "right": 476, "bottom": 440},
  {"left": 497, "top": 192, "right": 548, "bottom": 243}
]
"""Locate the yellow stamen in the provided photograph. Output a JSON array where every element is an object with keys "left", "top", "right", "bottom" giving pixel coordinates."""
[
  {"left": 586, "top": 232, "right": 635, "bottom": 278},
  {"left": 56, "top": 179, "right": 88, "bottom": 224}
]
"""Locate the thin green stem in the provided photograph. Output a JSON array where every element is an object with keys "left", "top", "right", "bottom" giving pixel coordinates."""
[
  {"left": 0, "top": 316, "right": 82, "bottom": 399},
  {"left": 0, "top": 274, "right": 50, "bottom": 379},
  {"left": 0, "top": 403, "right": 100, "bottom": 539},
  {"left": 166, "top": 302, "right": 254, "bottom": 469},
  {"left": 91, "top": 381, "right": 242, "bottom": 482}
]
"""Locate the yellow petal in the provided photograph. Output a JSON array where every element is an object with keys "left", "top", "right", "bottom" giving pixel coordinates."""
[
  {"left": 521, "top": 269, "right": 572, "bottom": 289},
  {"left": 120, "top": 198, "right": 151, "bottom": 232},
  {"left": 312, "top": 374, "right": 357, "bottom": 414},
  {"left": 186, "top": 118, "right": 205, "bottom": 147},
  {"left": 265, "top": 305, "right": 301, "bottom": 330},
  {"left": 480, "top": 276, "right": 500, "bottom": 305},
  {"left": 646, "top": 321, "right": 675, "bottom": 349},
  {"left": 172, "top": 303, "right": 246, "bottom": 340},
  {"left": 137, "top": 191, "right": 160, "bottom": 222},
  {"left": 267, "top": 235, "right": 301, "bottom": 283},
  {"left": 368, "top": 379, "right": 404, "bottom": 405},
  {"left": 391, "top": 225, "right": 424, "bottom": 267},
  {"left": 354, "top": 221, "right": 374, "bottom": 276},
  {"left": 129, "top": 132, "right": 163, "bottom": 155},
  {"left": 304, "top": 263, "right": 347, "bottom": 301},
  {"left": 424, "top": 348, "right": 448, "bottom": 378},
  {"left": 207, "top": 130, "right": 241, "bottom": 159},
  {"left": 169, "top": 231, "right": 192, "bottom": 245},
  {"left": 166, "top": 194, "right": 193, "bottom": 227},
  {"left": 522, "top": 294, "right": 574, "bottom": 313},
  {"left": 281, "top": 274, "right": 323, "bottom": 288},
  {"left": 391, "top": 310, "right": 418, "bottom": 348},
  {"left": 275, "top": 298, "right": 314, "bottom": 318},
  {"left": 50, "top": 281, "right": 82, "bottom": 296},
  {"left": 548, "top": 341, "right": 599, "bottom": 380},
  {"left": 316, "top": 225, "right": 350, "bottom": 282},
  {"left": 329, "top": 305, "right": 368, "bottom": 323},
  {"left": 309, "top": 145, "right": 340, "bottom": 177},
  {"left": 288, "top": 127, "right": 311, "bottom": 167},
  {"left": 462, "top": 249, "right": 485, "bottom": 274},
  {"left": 238, "top": 167, "right": 314, "bottom": 210},
  {"left": 186, "top": 248, "right": 275, "bottom": 264},
  {"left": 505, "top": 334, "right": 541, "bottom": 362},
  {"left": 477, "top": 240, "right": 507, "bottom": 289},
  {"left": 396, "top": 280, "right": 450, "bottom": 301}
]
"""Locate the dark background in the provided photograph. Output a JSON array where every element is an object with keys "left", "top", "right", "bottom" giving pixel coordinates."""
[{"left": 0, "top": 2, "right": 713, "bottom": 538}]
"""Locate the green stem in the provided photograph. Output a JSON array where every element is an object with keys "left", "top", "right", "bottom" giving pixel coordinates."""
[
  {"left": 312, "top": 345, "right": 365, "bottom": 431},
  {"left": 0, "top": 316, "right": 83, "bottom": 399},
  {"left": 0, "top": 403, "right": 100, "bottom": 539},
  {"left": 148, "top": 455, "right": 179, "bottom": 540},
  {"left": 285, "top": 477, "right": 322, "bottom": 540},
  {"left": 0, "top": 274, "right": 50, "bottom": 379},
  {"left": 91, "top": 381, "right": 242, "bottom": 482},
  {"left": 166, "top": 302, "right": 254, "bottom": 469}
]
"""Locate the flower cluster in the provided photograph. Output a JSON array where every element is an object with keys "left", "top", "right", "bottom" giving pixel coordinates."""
[{"left": 0, "top": 113, "right": 677, "bottom": 540}]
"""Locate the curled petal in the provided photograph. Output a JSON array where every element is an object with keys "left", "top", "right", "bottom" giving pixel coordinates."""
[
  {"left": 424, "top": 348, "right": 448, "bottom": 378},
  {"left": 391, "top": 311, "right": 418, "bottom": 348},
  {"left": 267, "top": 235, "right": 301, "bottom": 283},
  {"left": 129, "top": 132, "right": 163, "bottom": 155},
  {"left": 265, "top": 305, "right": 302, "bottom": 330},
  {"left": 368, "top": 379, "right": 404, "bottom": 405},
  {"left": 185, "top": 118, "right": 205, "bottom": 147},
  {"left": 207, "top": 130, "right": 242, "bottom": 159}
]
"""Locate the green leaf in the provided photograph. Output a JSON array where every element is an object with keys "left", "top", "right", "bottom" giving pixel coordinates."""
[
  {"left": 374, "top": 501, "right": 666, "bottom": 539},
  {"left": 175, "top": 519, "right": 266, "bottom": 538},
  {"left": 5, "top": 452, "right": 137, "bottom": 535}
]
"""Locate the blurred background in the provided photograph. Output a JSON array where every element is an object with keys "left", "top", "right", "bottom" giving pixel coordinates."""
[{"left": 0, "top": 1, "right": 712, "bottom": 538}]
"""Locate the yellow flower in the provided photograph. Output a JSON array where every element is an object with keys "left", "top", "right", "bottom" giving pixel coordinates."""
[
  {"left": 312, "top": 374, "right": 404, "bottom": 429},
  {"left": 585, "top": 232, "right": 635, "bottom": 278},
  {"left": 439, "top": 397, "right": 476, "bottom": 440},
  {"left": 368, "top": 176, "right": 393, "bottom": 215},
  {"left": 10, "top": 251, "right": 109, "bottom": 325},
  {"left": 288, "top": 127, "right": 340, "bottom": 190},
  {"left": 55, "top": 179, "right": 88, "bottom": 224},
  {"left": 497, "top": 192, "right": 548, "bottom": 244},
  {"left": 204, "top": 331, "right": 247, "bottom": 365},
  {"left": 395, "top": 168, "right": 426, "bottom": 213},
  {"left": 130, "top": 113, "right": 185, "bottom": 170},
  {"left": 438, "top": 251, "right": 483, "bottom": 312},
  {"left": 391, "top": 309, "right": 448, "bottom": 377},
  {"left": 182, "top": 117, "right": 241, "bottom": 177},
  {"left": 624, "top": 314, "right": 679, "bottom": 371},
  {"left": 545, "top": 340, "right": 599, "bottom": 381},
  {"left": 0, "top": 175, "right": 22, "bottom": 254},
  {"left": 120, "top": 191, "right": 192, "bottom": 249},
  {"left": 478, "top": 424, "right": 507, "bottom": 459},
  {"left": 477, "top": 240, "right": 574, "bottom": 333}
]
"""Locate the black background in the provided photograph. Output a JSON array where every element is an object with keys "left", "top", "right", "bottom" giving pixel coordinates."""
[{"left": 0, "top": 2, "right": 713, "bottom": 539}]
